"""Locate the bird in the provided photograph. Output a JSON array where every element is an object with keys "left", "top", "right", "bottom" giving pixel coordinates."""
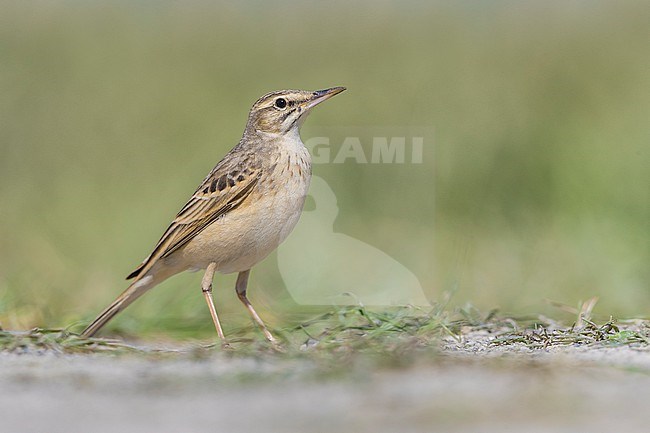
[{"left": 82, "top": 86, "right": 346, "bottom": 345}]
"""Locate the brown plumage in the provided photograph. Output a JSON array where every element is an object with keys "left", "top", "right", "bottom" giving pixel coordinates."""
[{"left": 82, "top": 87, "right": 346, "bottom": 343}]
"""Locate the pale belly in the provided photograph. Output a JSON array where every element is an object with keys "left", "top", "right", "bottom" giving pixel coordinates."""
[{"left": 174, "top": 172, "right": 311, "bottom": 274}]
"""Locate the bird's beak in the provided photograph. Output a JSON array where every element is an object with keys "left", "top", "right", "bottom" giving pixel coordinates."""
[{"left": 306, "top": 87, "right": 346, "bottom": 110}]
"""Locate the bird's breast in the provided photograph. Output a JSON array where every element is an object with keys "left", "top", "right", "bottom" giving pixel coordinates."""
[{"left": 178, "top": 139, "right": 312, "bottom": 274}]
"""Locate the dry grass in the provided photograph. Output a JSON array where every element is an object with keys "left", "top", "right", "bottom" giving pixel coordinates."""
[{"left": 2, "top": 304, "right": 648, "bottom": 370}]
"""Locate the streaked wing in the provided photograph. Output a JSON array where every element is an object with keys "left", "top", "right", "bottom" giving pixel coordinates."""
[{"left": 127, "top": 157, "right": 261, "bottom": 280}]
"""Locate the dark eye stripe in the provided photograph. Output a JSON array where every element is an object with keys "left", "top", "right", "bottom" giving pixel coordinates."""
[{"left": 279, "top": 109, "right": 295, "bottom": 123}]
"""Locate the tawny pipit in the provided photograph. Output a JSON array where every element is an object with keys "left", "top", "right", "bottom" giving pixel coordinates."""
[{"left": 82, "top": 87, "right": 346, "bottom": 343}]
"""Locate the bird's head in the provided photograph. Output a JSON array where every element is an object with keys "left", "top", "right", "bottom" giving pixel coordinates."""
[{"left": 245, "top": 87, "right": 346, "bottom": 136}]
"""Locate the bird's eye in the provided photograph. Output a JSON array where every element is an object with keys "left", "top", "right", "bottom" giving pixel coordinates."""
[{"left": 275, "top": 98, "right": 287, "bottom": 109}]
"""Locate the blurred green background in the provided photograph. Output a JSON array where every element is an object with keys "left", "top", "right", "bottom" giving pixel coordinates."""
[{"left": 1, "top": 1, "right": 648, "bottom": 336}]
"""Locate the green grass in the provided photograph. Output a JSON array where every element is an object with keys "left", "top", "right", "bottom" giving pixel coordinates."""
[
  {"left": 0, "top": 328, "right": 140, "bottom": 354},
  {"left": 3, "top": 305, "right": 647, "bottom": 374},
  {"left": 491, "top": 318, "right": 649, "bottom": 348}
]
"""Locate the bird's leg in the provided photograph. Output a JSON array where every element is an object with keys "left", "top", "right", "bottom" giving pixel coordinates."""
[
  {"left": 201, "top": 262, "right": 229, "bottom": 346},
  {"left": 235, "top": 270, "right": 277, "bottom": 343}
]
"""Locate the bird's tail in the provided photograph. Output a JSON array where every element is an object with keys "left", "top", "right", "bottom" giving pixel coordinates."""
[{"left": 81, "top": 275, "right": 156, "bottom": 337}]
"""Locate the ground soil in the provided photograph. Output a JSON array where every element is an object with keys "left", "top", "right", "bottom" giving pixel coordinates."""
[{"left": 2, "top": 331, "right": 649, "bottom": 433}]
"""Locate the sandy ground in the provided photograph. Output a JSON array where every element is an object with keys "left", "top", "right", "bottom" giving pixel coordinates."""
[{"left": 2, "top": 336, "right": 650, "bottom": 433}]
